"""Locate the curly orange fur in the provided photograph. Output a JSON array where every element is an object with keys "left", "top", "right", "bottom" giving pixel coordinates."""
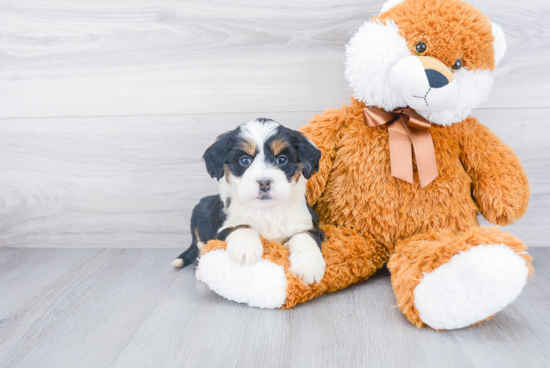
[{"left": 376, "top": 0, "right": 496, "bottom": 71}]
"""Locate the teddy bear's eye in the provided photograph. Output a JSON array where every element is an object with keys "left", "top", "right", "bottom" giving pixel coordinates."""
[
  {"left": 414, "top": 42, "right": 428, "bottom": 55},
  {"left": 451, "top": 59, "right": 463, "bottom": 71}
]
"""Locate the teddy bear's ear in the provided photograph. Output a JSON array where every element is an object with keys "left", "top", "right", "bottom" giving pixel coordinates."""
[
  {"left": 380, "top": 0, "right": 405, "bottom": 14},
  {"left": 492, "top": 22, "right": 507, "bottom": 67}
]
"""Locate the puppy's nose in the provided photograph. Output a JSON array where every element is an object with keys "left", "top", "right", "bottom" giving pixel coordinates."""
[
  {"left": 425, "top": 69, "right": 449, "bottom": 88},
  {"left": 258, "top": 179, "right": 271, "bottom": 192}
]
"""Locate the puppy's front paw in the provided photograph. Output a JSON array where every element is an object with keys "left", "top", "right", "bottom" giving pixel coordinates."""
[
  {"left": 226, "top": 228, "right": 263, "bottom": 265},
  {"left": 287, "top": 233, "right": 326, "bottom": 285}
]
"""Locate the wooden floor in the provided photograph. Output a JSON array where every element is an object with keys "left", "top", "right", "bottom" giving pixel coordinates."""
[{"left": 0, "top": 247, "right": 548, "bottom": 368}]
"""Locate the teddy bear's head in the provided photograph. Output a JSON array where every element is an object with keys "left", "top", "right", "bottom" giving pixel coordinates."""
[{"left": 345, "top": 0, "right": 506, "bottom": 125}]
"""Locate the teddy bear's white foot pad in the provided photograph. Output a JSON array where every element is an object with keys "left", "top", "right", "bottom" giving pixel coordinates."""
[
  {"left": 198, "top": 249, "right": 287, "bottom": 308},
  {"left": 414, "top": 244, "right": 529, "bottom": 330}
]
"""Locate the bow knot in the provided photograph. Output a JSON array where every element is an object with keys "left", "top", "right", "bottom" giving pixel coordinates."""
[{"left": 362, "top": 106, "right": 438, "bottom": 188}]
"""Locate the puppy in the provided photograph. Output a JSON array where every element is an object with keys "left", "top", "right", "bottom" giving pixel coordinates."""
[{"left": 172, "top": 118, "right": 326, "bottom": 285}]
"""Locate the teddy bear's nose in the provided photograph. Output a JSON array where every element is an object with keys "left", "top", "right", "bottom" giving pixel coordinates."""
[
  {"left": 417, "top": 56, "right": 454, "bottom": 89},
  {"left": 425, "top": 69, "right": 449, "bottom": 88}
]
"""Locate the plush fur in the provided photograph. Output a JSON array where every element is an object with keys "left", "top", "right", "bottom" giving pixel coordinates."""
[{"left": 197, "top": 0, "right": 533, "bottom": 329}]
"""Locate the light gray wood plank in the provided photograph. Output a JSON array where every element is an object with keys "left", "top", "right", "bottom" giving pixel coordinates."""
[
  {"left": 0, "top": 248, "right": 181, "bottom": 368},
  {"left": 0, "top": 0, "right": 548, "bottom": 119},
  {"left": 0, "top": 248, "right": 548, "bottom": 368},
  {"left": 110, "top": 273, "right": 290, "bottom": 368},
  {"left": 0, "top": 108, "right": 548, "bottom": 249},
  {"left": 0, "top": 248, "right": 103, "bottom": 358}
]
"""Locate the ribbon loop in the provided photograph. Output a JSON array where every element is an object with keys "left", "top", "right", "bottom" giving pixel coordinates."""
[
  {"left": 362, "top": 108, "right": 397, "bottom": 127},
  {"left": 362, "top": 106, "right": 438, "bottom": 188}
]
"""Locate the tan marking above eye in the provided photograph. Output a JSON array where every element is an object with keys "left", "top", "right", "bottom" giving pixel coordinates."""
[
  {"left": 239, "top": 140, "right": 257, "bottom": 156},
  {"left": 270, "top": 138, "right": 289, "bottom": 156}
]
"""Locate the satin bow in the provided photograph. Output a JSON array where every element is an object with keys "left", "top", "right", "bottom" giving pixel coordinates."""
[{"left": 362, "top": 106, "right": 438, "bottom": 188}]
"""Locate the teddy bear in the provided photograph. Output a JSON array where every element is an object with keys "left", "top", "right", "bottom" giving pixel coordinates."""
[{"left": 195, "top": 0, "right": 532, "bottom": 330}]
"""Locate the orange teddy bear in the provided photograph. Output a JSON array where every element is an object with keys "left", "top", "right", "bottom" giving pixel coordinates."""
[{"left": 197, "top": 0, "right": 532, "bottom": 330}]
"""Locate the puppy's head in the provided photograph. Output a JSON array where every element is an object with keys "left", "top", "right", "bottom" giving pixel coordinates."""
[{"left": 203, "top": 118, "right": 321, "bottom": 207}]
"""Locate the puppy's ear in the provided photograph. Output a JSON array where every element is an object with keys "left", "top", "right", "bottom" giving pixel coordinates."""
[
  {"left": 203, "top": 131, "right": 236, "bottom": 180},
  {"left": 289, "top": 130, "right": 321, "bottom": 179}
]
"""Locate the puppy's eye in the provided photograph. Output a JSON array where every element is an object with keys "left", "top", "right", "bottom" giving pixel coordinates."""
[
  {"left": 276, "top": 156, "right": 287, "bottom": 165},
  {"left": 415, "top": 41, "right": 428, "bottom": 55},
  {"left": 451, "top": 58, "right": 463, "bottom": 71},
  {"left": 240, "top": 156, "right": 252, "bottom": 166}
]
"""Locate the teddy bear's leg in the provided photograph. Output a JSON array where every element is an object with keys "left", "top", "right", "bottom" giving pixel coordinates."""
[
  {"left": 197, "top": 225, "right": 388, "bottom": 309},
  {"left": 196, "top": 239, "right": 288, "bottom": 308},
  {"left": 388, "top": 227, "right": 533, "bottom": 330}
]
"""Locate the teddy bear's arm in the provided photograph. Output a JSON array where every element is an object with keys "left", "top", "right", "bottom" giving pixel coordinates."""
[
  {"left": 457, "top": 117, "right": 530, "bottom": 225},
  {"left": 299, "top": 109, "right": 347, "bottom": 206}
]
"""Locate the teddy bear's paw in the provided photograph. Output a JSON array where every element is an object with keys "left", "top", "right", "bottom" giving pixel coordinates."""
[
  {"left": 287, "top": 233, "right": 326, "bottom": 285},
  {"left": 413, "top": 244, "right": 529, "bottom": 330},
  {"left": 195, "top": 267, "right": 204, "bottom": 283},
  {"left": 197, "top": 249, "right": 287, "bottom": 308},
  {"left": 226, "top": 228, "right": 264, "bottom": 265}
]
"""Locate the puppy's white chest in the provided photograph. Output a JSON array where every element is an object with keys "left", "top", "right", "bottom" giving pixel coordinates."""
[
  {"left": 250, "top": 208, "right": 312, "bottom": 242},
  {"left": 224, "top": 201, "right": 313, "bottom": 243}
]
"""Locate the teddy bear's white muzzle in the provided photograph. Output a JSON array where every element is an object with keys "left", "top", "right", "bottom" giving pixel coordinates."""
[{"left": 389, "top": 56, "right": 458, "bottom": 113}]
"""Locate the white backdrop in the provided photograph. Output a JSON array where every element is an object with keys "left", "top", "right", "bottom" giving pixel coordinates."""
[{"left": 0, "top": 0, "right": 548, "bottom": 248}]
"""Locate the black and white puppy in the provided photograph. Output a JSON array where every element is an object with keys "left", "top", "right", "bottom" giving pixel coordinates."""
[{"left": 172, "top": 118, "right": 326, "bottom": 285}]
